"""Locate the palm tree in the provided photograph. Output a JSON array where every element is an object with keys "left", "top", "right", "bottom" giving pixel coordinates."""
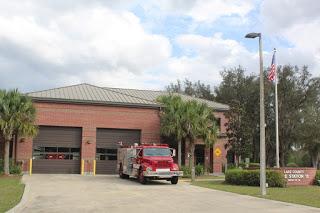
[
  {"left": 158, "top": 95, "right": 218, "bottom": 181},
  {"left": 0, "top": 89, "right": 38, "bottom": 175},
  {"left": 158, "top": 95, "right": 185, "bottom": 167},
  {"left": 183, "top": 100, "right": 218, "bottom": 182}
]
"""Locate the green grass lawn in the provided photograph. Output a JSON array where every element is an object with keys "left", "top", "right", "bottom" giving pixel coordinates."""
[
  {"left": 193, "top": 180, "right": 320, "bottom": 208},
  {"left": 0, "top": 176, "right": 25, "bottom": 213}
]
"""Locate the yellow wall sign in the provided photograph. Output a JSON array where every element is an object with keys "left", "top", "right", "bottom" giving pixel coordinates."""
[{"left": 215, "top": 148, "right": 222, "bottom": 157}]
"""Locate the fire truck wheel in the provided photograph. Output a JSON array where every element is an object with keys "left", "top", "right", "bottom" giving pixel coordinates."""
[
  {"left": 171, "top": 176, "right": 179, "bottom": 184},
  {"left": 138, "top": 170, "right": 146, "bottom": 184},
  {"left": 119, "top": 165, "right": 129, "bottom": 179}
]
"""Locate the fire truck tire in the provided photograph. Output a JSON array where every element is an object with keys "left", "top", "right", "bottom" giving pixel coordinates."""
[
  {"left": 138, "top": 170, "right": 146, "bottom": 184},
  {"left": 171, "top": 176, "right": 179, "bottom": 184}
]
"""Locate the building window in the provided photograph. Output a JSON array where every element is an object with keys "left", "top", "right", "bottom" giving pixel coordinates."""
[
  {"left": 215, "top": 118, "right": 221, "bottom": 133},
  {"left": 33, "top": 146, "right": 80, "bottom": 160},
  {"left": 96, "top": 148, "right": 117, "bottom": 160}
]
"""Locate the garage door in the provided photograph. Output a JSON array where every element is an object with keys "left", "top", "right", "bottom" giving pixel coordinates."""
[
  {"left": 96, "top": 129, "right": 141, "bottom": 174},
  {"left": 32, "top": 126, "right": 82, "bottom": 174}
]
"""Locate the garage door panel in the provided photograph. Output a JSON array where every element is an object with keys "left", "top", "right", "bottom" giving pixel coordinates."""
[
  {"left": 96, "top": 129, "right": 140, "bottom": 148},
  {"left": 33, "top": 160, "right": 81, "bottom": 174},
  {"left": 33, "top": 126, "right": 82, "bottom": 147},
  {"left": 32, "top": 126, "right": 82, "bottom": 174},
  {"left": 96, "top": 161, "right": 117, "bottom": 174},
  {"left": 96, "top": 129, "right": 140, "bottom": 174}
]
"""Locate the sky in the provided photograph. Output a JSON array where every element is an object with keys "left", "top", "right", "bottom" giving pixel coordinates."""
[{"left": 0, "top": 0, "right": 319, "bottom": 92}]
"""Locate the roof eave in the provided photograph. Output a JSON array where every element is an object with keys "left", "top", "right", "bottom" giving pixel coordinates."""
[{"left": 30, "top": 97, "right": 162, "bottom": 109}]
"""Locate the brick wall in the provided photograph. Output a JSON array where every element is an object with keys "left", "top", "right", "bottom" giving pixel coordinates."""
[
  {"left": 16, "top": 102, "right": 161, "bottom": 173},
  {"left": 281, "top": 167, "right": 317, "bottom": 186}
]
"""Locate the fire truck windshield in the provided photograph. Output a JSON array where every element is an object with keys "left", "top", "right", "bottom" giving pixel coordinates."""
[{"left": 143, "top": 148, "right": 171, "bottom": 156}]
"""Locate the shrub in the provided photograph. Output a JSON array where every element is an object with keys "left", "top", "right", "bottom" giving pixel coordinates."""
[
  {"left": 315, "top": 170, "right": 320, "bottom": 186},
  {"left": 225, "top": 169, "right": 286, "bottom": 187},
  {"left": 181, "top": 165, "right": 191, "bottom": 178},
  {"left": 266, "top": 170, "right": 287, "bottom": 187},
  {"left": 0, "top": 159, "right": 22, "bottom": 175},
  {"left": 286, "top": 162, "right": 298, "bottom": 167},
  {"left": 181, "top": 164, "right": 205, "bottom": 177},
  {"left": 195, "top": 164, "right": 204, "bottom": 176},
  {"left": 249, "top": 163, "right": 260, "bottom": 169},
  {"left": 226, "top": 163, "right": 237, "bottom": 170},
  {"left": 238, "top": 162, "right": 246, "bottom": 169}
]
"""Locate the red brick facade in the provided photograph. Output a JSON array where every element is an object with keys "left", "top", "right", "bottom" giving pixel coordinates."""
[
  {"left": 14, "top": 102, "right": 229, "bottom": 174},
  {"left": 16, "top": 102, "right": 161, "bottom": 173}
]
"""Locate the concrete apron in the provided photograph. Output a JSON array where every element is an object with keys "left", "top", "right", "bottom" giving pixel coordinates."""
[{"left": 7, "top": 174, "right": 320, "bottom": 213}]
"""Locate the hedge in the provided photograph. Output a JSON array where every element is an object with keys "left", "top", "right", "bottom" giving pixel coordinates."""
[
  {"left": 225, "top": 169, "right": 286, "bottom": 187},
  {"left": 315, "top": 170, "right": 320, "bottom": 186},
  {"left": 181, "top": 164, "right": 205, "bottom": 177},
  {"left": 286, "top": 162, "right": 299, "bottom": 167}
]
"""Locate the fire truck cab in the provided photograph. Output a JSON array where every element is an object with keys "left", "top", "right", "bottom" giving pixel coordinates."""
[{"left": 117, "top": 143, "right": 183, "bottom": 184}]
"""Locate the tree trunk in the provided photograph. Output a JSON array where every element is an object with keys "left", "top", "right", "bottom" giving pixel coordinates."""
[
  {"left": 178, "top": 140, "right": 182, "bottom": 167},
  {"left": 280, "top": 154, "right": 285, "bottom": 167},
  {"left": 4, "top": 140, "right": 10, "bottom": 175},
  {"left": 311, "top": 153, "right": 319, "bottom": 169},
  {"left": 190, "top": 141, "right": 195, "bottom": 182},
  {"left": 280, "top": 148, "right": 285, "bottom": 167}
]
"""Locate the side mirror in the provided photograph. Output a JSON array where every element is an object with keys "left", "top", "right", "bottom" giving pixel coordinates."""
[{"left": 171, "top": 149, "right": 176, "bottom": 157}]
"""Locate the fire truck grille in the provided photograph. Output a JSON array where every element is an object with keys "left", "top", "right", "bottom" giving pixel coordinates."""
[{"left": 157, "top": 161, "right": 170, "bottom": 168}]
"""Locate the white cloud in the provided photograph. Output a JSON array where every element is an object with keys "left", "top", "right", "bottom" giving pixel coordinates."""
[
  {"left": 261, "top": 0, "right": 320, "bottom": 74},
  {"left": 166, "top": 33, "right": 259, "bottom": 85},
  {"left": 143, "top": 0, "right": 255, "bottom": 23},
  {"left": 0, "top": 2, "right": 171, "bottom": 91}
]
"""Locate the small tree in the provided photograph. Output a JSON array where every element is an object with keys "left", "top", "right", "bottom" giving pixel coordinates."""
[
  {"left": 0, "top": 89, "right": 38, "bottom": 175},
  {"left": 183, "top": 100, "right": 218, "bottom": 181},
  {"left": 158, "top": 95, "right": 186, "bottom": 167}
]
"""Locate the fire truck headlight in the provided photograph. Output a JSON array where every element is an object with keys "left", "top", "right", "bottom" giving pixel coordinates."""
[{"left": 171, "top": 164, "right": 179, "bottom": 171}]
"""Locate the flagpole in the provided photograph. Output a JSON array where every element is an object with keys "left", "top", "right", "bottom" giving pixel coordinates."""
[{"left": 274, "top": 48, "right": 280, "bottom": 168}]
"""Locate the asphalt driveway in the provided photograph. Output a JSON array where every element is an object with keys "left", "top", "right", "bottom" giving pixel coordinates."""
[{"left": 10, "top": 175, "right": 319, "bottom": 213}]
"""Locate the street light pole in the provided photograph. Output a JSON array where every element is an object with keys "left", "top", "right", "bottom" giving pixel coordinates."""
[{"left": 245, "top": 32, "right": 266, "bottom": 196}]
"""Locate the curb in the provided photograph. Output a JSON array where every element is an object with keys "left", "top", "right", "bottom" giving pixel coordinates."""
[{"left": 6, "top": 175, "right": 30, "bottom": 213}]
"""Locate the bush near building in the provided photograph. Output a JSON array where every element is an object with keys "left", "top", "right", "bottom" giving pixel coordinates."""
[
  {"left": 181, "top": 164, "right": 205, "bottom": 178},
  {"left": 315, "top": 170, "right": 320, "bottom": 186},
  {"left": 225, "top": 169, "right": 286, "bottom": 187},
  {"left": 0, "top": 160, "right": 22, "bottom": 175}
]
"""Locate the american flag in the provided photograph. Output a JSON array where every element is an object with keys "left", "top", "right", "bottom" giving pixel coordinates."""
[{"left": 268, "top": 49, "right": 276, "bottom": 81}]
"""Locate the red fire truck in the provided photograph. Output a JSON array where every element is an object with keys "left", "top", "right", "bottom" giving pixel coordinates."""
[{"left": 117, "top": 143, "right": 183, "bottom": 184}]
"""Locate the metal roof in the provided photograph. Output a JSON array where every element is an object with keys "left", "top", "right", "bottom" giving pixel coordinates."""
[
  {"left": 27, "top": 83, "right": 229, "bottom": 111},
  {"left": 107, "top": 88, "right": 229, "bottom": 111}
]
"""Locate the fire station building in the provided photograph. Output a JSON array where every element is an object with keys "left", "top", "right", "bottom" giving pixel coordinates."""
[{"left": 3, "top": 83, "right": 229, "bottom": 175}]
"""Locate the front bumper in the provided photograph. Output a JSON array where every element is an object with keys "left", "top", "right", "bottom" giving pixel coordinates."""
[{"left": 143, "top": 170, "right": 183, "bottom": 178}]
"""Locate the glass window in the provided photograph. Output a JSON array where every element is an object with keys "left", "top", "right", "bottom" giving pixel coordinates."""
[
  {"left": 45, "top": 147, "right": 57, "bottom": 152},
  {"left": 143, "top": 148, "right": 171, "bottom": 156},
  {"left": 58, "top": 147, "right": 70, "bottom": 153},
  {"left": 71, "top": 148, "right": 80, "bottom": 153},
  {"left": 96, "top": 148, "right": 117, "bottom": 161},
  {"left": 215, "top": 118, "right": 221, "bottom": 132},
  {"left": 33, "top": 146, "right": 80, "bottom": 160}
]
